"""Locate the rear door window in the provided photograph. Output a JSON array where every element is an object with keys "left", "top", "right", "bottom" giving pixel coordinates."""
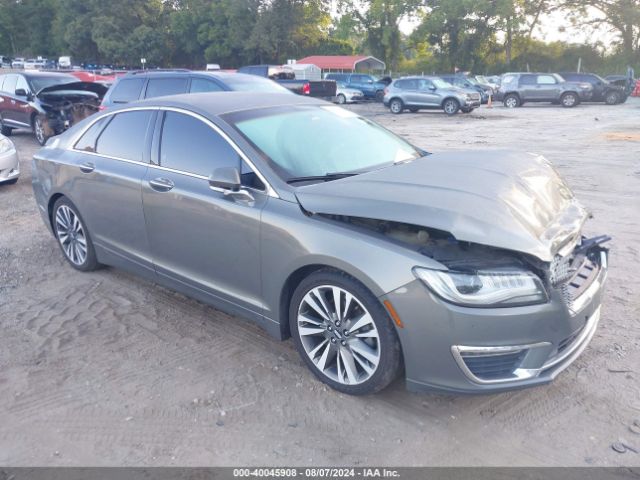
[
  {"left": 145, "top": 77, "right": 189, "bottom": 98},
  {"left": 110, "top": 78, "right": 145, "bottom": 103},
  {"left": 159, "top": 111, "right": 240, "bottom": 177},
  {"left": 537, "top": 75, "right": 557, "bottom": 85},
  {"left": 95, "top": 110, "right": 153, "bottom": 161},
  {"left": 190, "top": 78, "right": 224, "bottom": 93}
]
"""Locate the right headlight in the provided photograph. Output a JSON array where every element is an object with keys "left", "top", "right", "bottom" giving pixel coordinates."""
[
  {"left": 413, "top": 267, "right": 548, "bottom": 307},
  {"left": 0, "top": 136, "right": 14, "bottom": 155}
]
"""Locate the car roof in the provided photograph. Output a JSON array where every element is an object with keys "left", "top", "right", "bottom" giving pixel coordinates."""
[
  {"left": 17, "top": 71, "right": 76, "bottom": 78},
  {"left": 124, "top": 92, "right": 324, "bottom": 117},
  {"left": 122, "top": 70, "right": 242, "bottom": 79}
]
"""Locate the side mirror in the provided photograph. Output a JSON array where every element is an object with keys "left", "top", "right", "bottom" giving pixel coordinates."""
[
  {"left": 209, "top": 166, "right": 241, "bottom": 191},
  {"left": 429, "top": 85, "right": 436, "bottom": 91},
  {"left": 15, "top": 88, "right": 28, "bottom": 97},
  {"left": 367, "top": 79, "right": 373, "bottom": 84}
]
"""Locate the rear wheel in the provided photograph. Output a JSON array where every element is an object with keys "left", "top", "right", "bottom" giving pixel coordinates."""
[
  {"left": 289, "top": 269, "right": 401, "bottom": 395},
  {"left": 389, "top": 98, "right": 404, "bottom": 114},
  {"left": 2, "top": 178, "right": 17, "bottom": 185},
  {"left": 503, "top": 94, "right": 520, "bottom": 108},
  {"left": 53, "top": 197, "right": 100, "bottom": 271},
  {"left": 604, "top": 91, "right": 620, "bottom": 105},
  {"left": 442, "top": 98, "right": 460, "bottom": 115},
  {"left": 408, "top": 107, "right": 419, "bottom": 113},
  {"left": 375, "top": 90, "right": 384, "bottom": 102},
  {"left": 336, "top": 94, "right": 346, "bottom": 104},
  {"left": 560, "top": 92, "right": 579, "bottom": 108}
]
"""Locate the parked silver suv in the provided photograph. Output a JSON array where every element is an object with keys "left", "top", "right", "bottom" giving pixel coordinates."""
[
  {"left": 383, "top": 76, "right": 481, "bottom": 115},
  {"left": 498, "top": 73, "right": 593, "bottom": 108}
]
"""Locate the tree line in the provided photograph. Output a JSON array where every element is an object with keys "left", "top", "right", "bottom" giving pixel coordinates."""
[{"left": 0, "top": 0, "right": 638, "bottom": 75}]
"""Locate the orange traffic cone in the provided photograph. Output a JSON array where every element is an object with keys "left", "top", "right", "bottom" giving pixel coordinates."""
[{"left": 487, "top": 94, "right": 493, "bottom": 108}]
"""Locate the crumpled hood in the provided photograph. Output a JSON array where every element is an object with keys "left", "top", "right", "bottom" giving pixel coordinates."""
[
  {"left": 37, "top": 81, "right": 109, "bottom": 98},
  {"left": 295, "top": 151, "right": 588, "bottom": 262}
]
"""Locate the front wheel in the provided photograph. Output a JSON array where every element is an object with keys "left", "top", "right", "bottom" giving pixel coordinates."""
[
  {"left": 53, "top": 197, "right": 100, "bottom": 271},
  {"left": 503, "top": 94, "right": 520, "bottom": 108},
  {"left": 560, "top": 92, "right": 579, "bottom": 108},
  {"left": 0, "top": 124, "right": 12, "bottom": 136},
  {"left": 336, "top": 94, "right": 346, "bottom": 104},
  {"left": 604, "top": 91, "right": 620, "bottom": 105},
  {"left": 442, "top": 98, "right": 460, "bottom": 115},
  {"left": 389, "top": 99, "right": 403, "bottom": 114},
  {"left": 33, "top": 115, "right": 49, "bottom": 146},
  {"left": 461, "top": 107, "right": 474, "bottom": 113},
  {"left": 289, "top": 269, "right": 402, "bottom": 395}
]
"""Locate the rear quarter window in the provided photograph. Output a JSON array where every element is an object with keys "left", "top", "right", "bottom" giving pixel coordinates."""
[
  {"left": 74, "top": 117, "right": 109, "bottom": 152},
  {"left": 110, "top": 78, "right": 145, "bottom": 103}
]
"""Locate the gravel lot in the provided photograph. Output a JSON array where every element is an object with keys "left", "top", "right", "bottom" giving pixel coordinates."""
[{"left": 0, "top": 99, "right": 639, "bottom": 467}]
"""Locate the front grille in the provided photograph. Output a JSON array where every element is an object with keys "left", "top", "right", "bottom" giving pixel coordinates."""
[
  {"left": 559, "top": 255, "right": 599, "bottom": 308},
  {"left": 460, "top": 350, "right": 527, "bottom": 381}
]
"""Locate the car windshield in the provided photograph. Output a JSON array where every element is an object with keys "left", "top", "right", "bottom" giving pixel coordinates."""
[
  {"left": 227, "top": 105, "right": 422, "bottom": 182},
  {"left": 432, "top": 78, "right": 452, "bottom": 88},
  {"left": 30, "top": 75, "right": 76, "bottom": 92},
  {"left": 224, "top": 75, "right": 292, "bottom": 93}
]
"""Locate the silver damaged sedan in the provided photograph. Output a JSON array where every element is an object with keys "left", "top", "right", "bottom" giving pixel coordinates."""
[{"left": 32, "top": 93, "right": 609, "bottom": 395}]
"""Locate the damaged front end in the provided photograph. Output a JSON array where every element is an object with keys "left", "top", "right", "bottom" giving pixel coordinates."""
[
  {"left": 35, "top": 82, "right": 108, "bottom": 144},
  {"left": 316, "top": 213, "right": 609, "bottom": 310}
]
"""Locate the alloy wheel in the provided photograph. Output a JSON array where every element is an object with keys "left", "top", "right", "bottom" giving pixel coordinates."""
[
  {"left": 297, "top": 285, "right": 381, "bottom": 385},
  {"left": 337, "top": 94, "right": 346, "bottom": 104},
  {"left": 55, "top": 205, "right": 88, "bottom": 266},
  {"left": 443, "top": 99, "right": 458, "bottom": 114},
  {"left": 34, "top": 116, "right": 45, "bottom": 144},
  {"left": 505, "top": 96, "right": 518, "bottom": 108},
  {"left": 562, "top": 93, "right": 577, "bottom": 107},
  {"left": 390, "top": 100, "right": 402, "bottom": 114}
]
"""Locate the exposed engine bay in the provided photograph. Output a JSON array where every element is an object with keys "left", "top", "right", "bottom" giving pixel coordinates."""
[
  {"left": 36, "top": 82, "right": 108, "bottom": 138},
  {"left": 318, "top": 214, "right": 609, "bottom": 291}
]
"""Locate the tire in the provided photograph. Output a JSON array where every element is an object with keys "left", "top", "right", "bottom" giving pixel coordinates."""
[
  {"left": 289, "top": 269, "right": 402, "bottom": 395},
  {"left": 604, "top": 91, "right": 620, "bottom": 105},
  {"left": 33, "top": 114, "right": 49, "bottom": 146},
  {"left": 336, "top": 94, "right": 346, "bottom": 105},
  {"left": 375, "top": 90, "right": 384, "bottom": 102},
  {"left": 560, "top": 92, "right": 579, "bottom": 108},
  {"left": 408, "top": 107, "right": 419, "bottom": 113},
  {"left": 52, "top": 197, "right": 100, "bottom": 271},
  {"left": 2, "top": 178, "right": 18, "bottom": 185},
  {"left": 389, "top": 98, "right": 404, "bottom": 114},
  {"left": 503, "top": 94, "right": 520, "bottom": 108},
  {"left": 1, "top": 124, "right": 12, "bottom": 136},
  {"left": 442, "top": 98, "right": 460, "bottom": 115},
  {"left": 461, "top": 107, "right": 474, "bottom": 113}
]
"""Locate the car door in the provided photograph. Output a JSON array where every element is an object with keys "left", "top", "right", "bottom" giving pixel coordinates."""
[
  {"left": 416, "top": 79, "right": 441, "bottom": 106},
  {"left": 0, "top": 75, "right": 26, "bottom": 128},
  {"left": 518, "top": 74, "right": 538, "bottom": 100},
  {"left": 141, "top": 109, "right": 268, "bottom": 320},
  {"left": 189, "top": 77, "right": 225, "bottom": 93},
  {"left": 69, "top": 109, "right": 156, "bottom": 277},
  {"left": 13, "top": 75, "right": 32, "bottom": 126},
  {"left": 535, "top": 74, "right": 561, "bottom": 100}
]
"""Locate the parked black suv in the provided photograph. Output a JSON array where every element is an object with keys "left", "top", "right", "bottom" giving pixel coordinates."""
[
  {"left": 497, "top": 73, "right": 593, "bottom": 108},
  {"left": 100, "top": 70, "right": 293, "bottom": 108},
  {"left": 559, "top": 72, "right": 628, "bottom": 104}
]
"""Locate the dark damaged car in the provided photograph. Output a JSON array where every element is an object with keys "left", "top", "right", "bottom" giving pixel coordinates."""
[
  {"left": 32, "top": 93, "right": 609, "bottom": 395},
  {"left": 0, "top": 72, "right": 107, "bottom": 145}
]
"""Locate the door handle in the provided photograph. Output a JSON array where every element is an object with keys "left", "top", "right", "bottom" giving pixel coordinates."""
[
  {"left": 79, "top": 162, "right": 95, "bottom": 173},
  {"left": 149, "top": 177, "right": 174, "bottom": 192}
]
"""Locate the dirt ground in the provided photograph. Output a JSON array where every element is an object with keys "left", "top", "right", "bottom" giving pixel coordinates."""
[{"left": 0, "top": 99, "right": 639, "bottom": 467}]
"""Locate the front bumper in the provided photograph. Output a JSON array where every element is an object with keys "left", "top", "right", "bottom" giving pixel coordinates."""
[
  {"left": 383, "top": 249, "right": 608, "bottom": 394},
  {"left": 464, "top": 98, "right": 481, "bottom": 108},
  {"left": 0, "top": 148, "right": 19, "bottom": 183}
]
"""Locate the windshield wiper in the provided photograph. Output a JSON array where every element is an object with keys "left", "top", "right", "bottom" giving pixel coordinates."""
[{"left": 286, "top": 172, "right": 358, "bottom": 184}]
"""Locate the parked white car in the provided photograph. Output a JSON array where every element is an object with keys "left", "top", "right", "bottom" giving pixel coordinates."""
[
  {"left": 334, "top": 82, "right": 364, "bottom": 104},
  {"left": 0, "top": 135, "right": 19, "bottom": 185},
  {"left": 11, "top": 57, "right": 25, "bottom": 69}
]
